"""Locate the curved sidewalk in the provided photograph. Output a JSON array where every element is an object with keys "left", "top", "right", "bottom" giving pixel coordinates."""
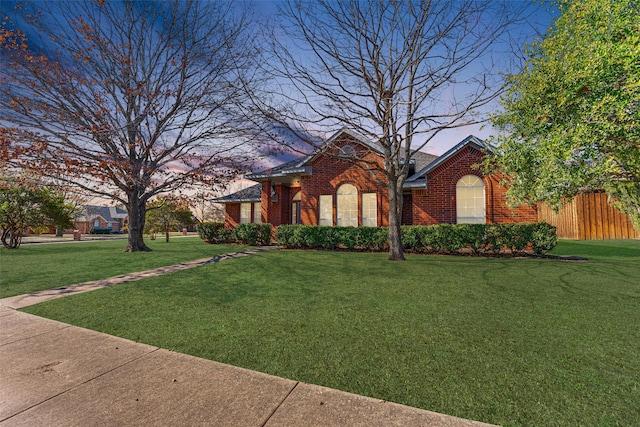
[{"left": 0, "top": 249, "right": 494, "bottom": 426}]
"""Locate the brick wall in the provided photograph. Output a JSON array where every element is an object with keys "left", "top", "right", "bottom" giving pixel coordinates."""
[
  {"left": 224, "top": 204, "right": 240, "bottom": 228},
  {"left": 300, "top": 136, "right": 389, "bottom": 226},
  {"left": 411, "top": 146, "right": 537, "bottom": 225},
  {"left": 226, "top": 140, "right": 537, "bottom": 229}
]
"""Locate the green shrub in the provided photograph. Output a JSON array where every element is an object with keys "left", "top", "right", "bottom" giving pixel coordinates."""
[
  {"left": 234, "top": 223, "right": 272, "bottom": 246},
  {"left": 353, "top": 226, "right": 388, "bottom": 251},
  {"left": 456, "top": 224, "right": 486, "bottom": 255},
  {"left": 89, "top": 228, "right": 112, "bottom": 235},
  {"left": 196, "top": 222, "right": 232, "bottom": 243},
  {"left": 483, "top": 224, "right": 505, "bottom": 254},
  {"left": 275, "top": 222, "right": 557, "bottom": 255},
  {"left": 530, "top": 222, "right": 558, "bottom": 254},
  {"left": 275, "top": 224, "right": 298, "bottom": 247}
]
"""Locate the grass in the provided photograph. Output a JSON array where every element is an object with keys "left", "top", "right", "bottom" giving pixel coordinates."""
[
  {"left": 17, "top": 239, "right": 640, "bottom": 426},
  {"left": 0, "top": 237, "right": 243, "bottom": 298}
]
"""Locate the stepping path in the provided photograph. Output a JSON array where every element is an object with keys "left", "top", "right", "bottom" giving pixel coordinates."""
[{"left": 0, "top": 247, "right": 276, "bottom": 310}]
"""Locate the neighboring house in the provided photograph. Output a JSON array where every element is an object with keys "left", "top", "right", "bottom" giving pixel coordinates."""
[
  {"left": 73, "top": 205, "right": 129, "bottom": 233},
  {"left": 216, "top": 129, "right": 537, "bottom": 229}
]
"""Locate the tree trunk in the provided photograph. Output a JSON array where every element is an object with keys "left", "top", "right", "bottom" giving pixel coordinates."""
[
  {"left": 1, "top": 227, "right": 22, "bottom": 249},
  {"left": 125, "top": 194, "right": 151, "bottom": 252},
  {"left": 165, "top": 229, "right": 170, "bottom": 243},
  {"left": 387, "top": 178, "right": 405, "bottom": 261}
]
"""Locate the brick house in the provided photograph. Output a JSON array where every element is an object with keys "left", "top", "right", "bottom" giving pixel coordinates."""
[
  {"left": 216, "top": 129, "right": 537, "bottom": 228},
  {"left": 73, "top": 205, "right": 128, "bottom": 233}
]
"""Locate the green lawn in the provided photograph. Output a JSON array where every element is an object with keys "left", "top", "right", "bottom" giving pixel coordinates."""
[
  {"left": 18, "top": 239, "right": 640, "bottom": 426},
  {"left": 0, "top": 238, "right": 242, "bottom": 298}
]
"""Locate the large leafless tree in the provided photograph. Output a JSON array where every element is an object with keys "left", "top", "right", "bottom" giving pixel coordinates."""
[
  {"left": 0, "top": 0, "right": 262, "bottom": 251},
  {"left": 251, "top": 0, "right": 538, "bottom": 260}
]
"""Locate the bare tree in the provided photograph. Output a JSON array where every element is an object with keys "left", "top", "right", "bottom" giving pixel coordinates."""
[
  {"left": 0, "top": 0, "right": 262, "bottom": 251},
  {"left": 191, "top": 191, "right": 225, "bottom": 223},
  {"left": 249, "top": 0, "right": 538, "bottom": 260}
]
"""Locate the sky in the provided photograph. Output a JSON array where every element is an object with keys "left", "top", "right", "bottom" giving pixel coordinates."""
[
  {"left": 225, "top": 0, "right": 562, "bottom": 193},
  {"left": 247, "top": 0, "right": 561, "bottom": 161},
  {"left": 2, "top": 0, "right": 562, "bottom": 199}
]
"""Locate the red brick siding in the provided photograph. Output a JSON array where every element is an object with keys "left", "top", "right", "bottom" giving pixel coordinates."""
[
  {"left": 411, "top": 146, "right": 537, "bottom": 225},
  {"left": 401, "top": 193, "right": 413, "bottom": 225},
  {"left": 300, "top": 137, "right": 389, "bottom": 226},
  {"left": 225, "top": 204, "right": 240, "bottom": 228}
]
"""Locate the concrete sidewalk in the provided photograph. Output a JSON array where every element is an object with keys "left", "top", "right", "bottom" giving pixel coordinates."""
[{"left": 0, "top": 306, "right": 493, "bottom": 426}]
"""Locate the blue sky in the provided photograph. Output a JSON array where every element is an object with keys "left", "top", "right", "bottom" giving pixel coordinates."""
[
  {"left": 3, "top": 0, "right": 561, "bottom": 162},
  {"left": 247, "top": 0, "right": 561, "bottom": 157}
]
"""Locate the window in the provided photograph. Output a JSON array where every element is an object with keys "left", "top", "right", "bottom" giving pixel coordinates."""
[
  {"left": 253, "top": 202, "right": 262, "bottom": 223},
  {"left": 319, "top": 195, "right": 333, "bottom": 226},
  {"left": 337, "top": 183, "right": 358, "bottom": 226},
  {"left": 240, "top": 202, "right": 251, "bottom": 224},
  {"left": 339, "top": 145, "right": 356, "bottom": 157},
  {"left": 93, "top": 219, "right": 100, "bottom": 228},
  {"left": 362, "top": 193, "right": 377, "bottom": 227},
  {"left": 456, "top": 175, "right": 485, "bottom": 224},
  {"left": 291, "top": 191, "right": 301, "bottom": 224}
]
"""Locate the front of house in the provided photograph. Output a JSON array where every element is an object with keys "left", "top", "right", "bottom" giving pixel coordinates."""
[
  {"left": 216, "top": 129, "right": 537, "bottom": 228},
  {"left": 73, "top": 205, "right": 129, "bottom": 234}
]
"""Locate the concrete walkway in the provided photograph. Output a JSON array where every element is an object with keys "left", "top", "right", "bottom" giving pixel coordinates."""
[
  {"left": 0, "top": 249, "right": 495, "bottom": 426},
  {"left": 1, "top": 248, "right": 274, "bottom": 310}
]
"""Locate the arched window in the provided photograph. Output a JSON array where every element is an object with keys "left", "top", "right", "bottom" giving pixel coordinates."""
[
  {"left": 291, "top": 191, "right": 301, "bottom": 224},
  {"left": 456, "top": 175, "right": 485, "bottom": 224},
  {"left": 339, "top": 145, "right": 356, "bottom": 157},
  {"left": 337, "top": 183, "right": 358, "bottom": 226}
]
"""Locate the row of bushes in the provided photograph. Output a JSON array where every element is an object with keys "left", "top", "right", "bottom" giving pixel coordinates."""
[
  {"left": 276, "top": 223, "right": 556, "bottom": 254},
  {"left": 198, "top": 221, "right": 557, "bottom": 255},
  {"left": 89, "top": 228, "right": 114, "bottom": 234},
  {"left": 275, "top": 224, "right": 389, "bottom": 251},
  {"left": 400, "top": 223, "right": 557, "bottom": 255},
  {"left": 196, "top": 222, "right": 272, "bottom": 246}
]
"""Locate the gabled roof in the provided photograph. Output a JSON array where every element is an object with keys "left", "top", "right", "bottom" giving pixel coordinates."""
[
  {"left": 410, "top": 151, "right": 439, "bottom": 174},
  {"left": 245, "top": 128, "right": 381, "bottom": 181},
  {"left": 214, "top": 184, "right": 262, "bottom": 203},
  {"left": 245, "top": 156, "right": 312, "bottom": 180},
  {"left": 218, "top": 129, "right": 467, "bottom": 200},
  {"left": 324, "top": 127, "right": 383, "bottom": 154},
  {"left": 406, "top": 135, "right": 492, "bottom": 183},
  {"left": 76, "top": 205, "right": 128, "bottom": 223}
]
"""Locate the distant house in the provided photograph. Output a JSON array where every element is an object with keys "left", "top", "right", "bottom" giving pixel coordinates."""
[
  {"left": 216, "top": 128, "right": 537, "bottom": 229},
  {"left": 73, "top": 205, "right": 128, "bottom": 233}
]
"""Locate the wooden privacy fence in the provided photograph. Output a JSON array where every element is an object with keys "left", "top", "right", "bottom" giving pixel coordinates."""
[{"left": 538, "top": 192, "right": 639, "bottom": 240}]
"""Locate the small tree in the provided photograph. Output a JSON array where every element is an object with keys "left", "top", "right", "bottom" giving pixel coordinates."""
[
  {"left": 145, "top": 198, "right": 194, "bottom": 243},
  {"left": 0, "top": 184, "right": 73, "bottom": 249}
]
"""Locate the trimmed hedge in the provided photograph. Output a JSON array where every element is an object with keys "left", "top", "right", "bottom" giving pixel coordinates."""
[
  {"left": 199, "top": 222, "right": 557, "bottom": 255},
  {"left": 197, "top": 222, "right": 234, "bottom": 244},
  {"left": 89, "top": 228, "right": 112, "bottom": 235},
  {"left": 197, "top": 222, "right": 273, "bottom": 246},
  {"left": 234, "top": 223, "right": 272, "bottom": 246},
  {"left": 276, "top": 222, "right": 557, "bottom": 255}
]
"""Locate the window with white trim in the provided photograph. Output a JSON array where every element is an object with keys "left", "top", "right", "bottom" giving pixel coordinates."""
[
  {"left": 319, "top": 195, "right": 333, "bottom": 226},
  {"left": 291, "top": 191, "right": 301, "bottom": 224},
  {"left": 361, "top": 193, "right": 377, "bottom": 227},
  {"left": 456, "top": 175, "right": 486, "bottom": 224},
  {"left": 337, "top": 183, "right": 358, "bottom": 226},
  {"left": 253, "top": 202, "right": 262, "bottom": 223},
  {"left": 240, "top": 202, "right": 251, "bottom": 224}
]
